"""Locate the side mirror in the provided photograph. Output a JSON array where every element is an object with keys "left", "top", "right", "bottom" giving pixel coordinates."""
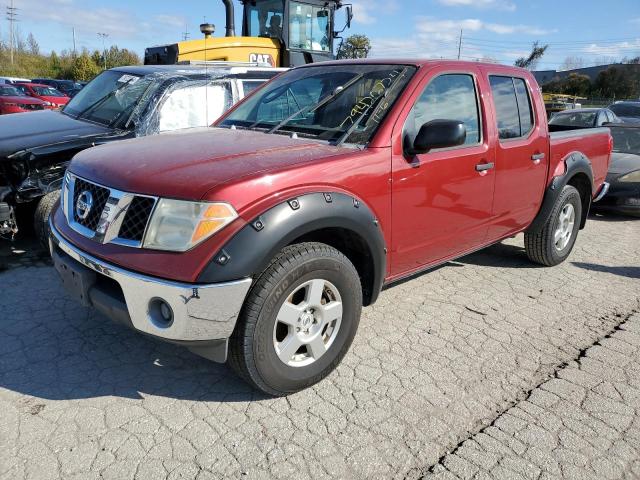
[
  {"left": 346, "top": 6, "right": 353, "bottom": 29},
  {"left": 407, "top": 119, "right": 466, "bottom": 156}
]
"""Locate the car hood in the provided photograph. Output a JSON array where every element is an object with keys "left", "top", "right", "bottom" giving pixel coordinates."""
[
  {"left": 608, "top": 152, "right": 640, "bottom": 176},
  {"left": 69, "top": 128, "right": 353, "bottom": 199},
  {"left": 619, "top": 117, "right": 640, "bottom": 125},
  {"left": 40, "top": 95, "right": 69, "bottom": 104},
  {"left": 0, "top": 95, "right": 44, "bottom": 104},
  {"left": 0, "top": 110, "right": 112, "bottom": 158}
]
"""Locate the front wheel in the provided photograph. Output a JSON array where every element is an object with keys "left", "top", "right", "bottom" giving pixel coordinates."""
[
  {"left": 34, "top": 190, "right": 61, "bottom": 250},
  {"left": 228, "top": 242, "right": 363, "bottom": 396},
  {"left": 525, "top": 185, "right": 582, "bottom": 266}
]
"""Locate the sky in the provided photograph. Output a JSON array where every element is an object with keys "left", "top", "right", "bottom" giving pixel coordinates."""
[{"left": 2, "top": 0, "right": 640, "bottom": 70}]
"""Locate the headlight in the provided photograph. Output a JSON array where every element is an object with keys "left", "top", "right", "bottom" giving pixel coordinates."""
[
  {"left": 619, "top": 170, "right": 640, "bottom": 183},
  {"left": 143, "top": 199, "right": 238, "bottom": 252}
]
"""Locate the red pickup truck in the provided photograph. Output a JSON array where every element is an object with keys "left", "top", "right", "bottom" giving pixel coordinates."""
[{"left": 50, "top": 60, "right": 612, "bottom": 395}]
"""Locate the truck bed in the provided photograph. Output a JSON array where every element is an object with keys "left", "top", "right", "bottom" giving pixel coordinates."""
[{"left": 549, "top": 127, "right": 612, "bottom": 196}]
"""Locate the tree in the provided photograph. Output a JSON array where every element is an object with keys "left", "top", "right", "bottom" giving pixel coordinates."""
[
  {"left": 559, "top": 56, "right": 585, "bottom": 71},
  {"left": 27, "top": 33, "right": 40, "bottom": 56},
  {"left": 562, "top": 73, "right": 591, "bottom": 97},
  {"left": 71, "top": 52, "right": 100, "bottom": 81},
  {"left": 337, "top": 34, "right": 371, "bottom": 60},
  {"left": 514, "top": 41, "right": 548, "bottom": 70},
  {"left": 594, "top": 66, "right": 639, "bottom": 98}
]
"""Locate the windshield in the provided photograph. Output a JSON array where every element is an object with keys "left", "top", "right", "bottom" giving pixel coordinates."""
[
  {"left": 34, "top": 86, "right": 65, "bottom": 97},
  {"left": 610, "top": 126, "right": 640, "bottom": 154},
  {"left": 549, "top": 111, "right": 597, "bottom": 127},
  {"left": 64, "top": 70, "right": 153, "bottom": 127},
  {"left": 609, "top": 103, "right": 640, "bottom": 118},
  {"left": 0, "top": 86, "right": 24, "bottom": 96},
  {"left": 220, "top": 64, "right": 416, "bottom": 145}
]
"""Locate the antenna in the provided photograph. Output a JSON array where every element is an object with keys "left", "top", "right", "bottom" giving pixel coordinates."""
[
  {"left": 6, "top": 0, "right": 19, "bottom": 65},
  {"left": 457, "top": 29, "right": 463, "bottom": 60},
  {"left": 182, "top": 23, "right": 190, "bottom": 41}
]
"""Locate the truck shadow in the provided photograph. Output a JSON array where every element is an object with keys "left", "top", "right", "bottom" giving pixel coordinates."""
[
  {"left": 458, "top": 242, "right": 534, "bottom": 269},
  {"left": 572, "top": 262, "right": 640, "bottom": 279},
  {"left": 0, "top": 275, "right": 270, "bottom": 402}
]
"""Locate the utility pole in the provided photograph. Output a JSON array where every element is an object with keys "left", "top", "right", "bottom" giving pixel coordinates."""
[
  {"left": 457, "top": 29, "right": 463, "bottom": 60},
  {"left": 97, "top": 32, "right": 109, "bottom": 70},
  {"left": 6, "top": 0, "right": 18, "bottom": 65},
  {"left": 72, "top": 27, "right": 77, "bottom": 57}
]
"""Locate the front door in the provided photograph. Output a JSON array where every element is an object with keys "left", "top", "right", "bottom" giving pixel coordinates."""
[{"left": 390, "top": 69, "right": 496, "bottom": 277}]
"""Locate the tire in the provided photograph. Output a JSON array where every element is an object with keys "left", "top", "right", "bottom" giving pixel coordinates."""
[
  {"left": 525, "top": 185, "right": 582, "bottom": 267},
  {"left": 34, "top": 190, "right": 60, "bottom": 250},
  {"left": 228, "top": 242, "right": 363, "bottom": 396}
]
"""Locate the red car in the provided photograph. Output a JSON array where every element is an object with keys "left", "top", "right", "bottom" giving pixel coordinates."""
[
  {"left": 51, "top": 60, "right": 612, "bottom": 395},
  {"left": 15, "top": 82, "right": 70, "bottom": 109},
  {"left": 0, "top": 84, "right": 48, "bottom": 114}
]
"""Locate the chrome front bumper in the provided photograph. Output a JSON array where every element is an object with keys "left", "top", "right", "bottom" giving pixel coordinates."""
[
  {"left": 49, "top": 222, "right": 252, "bottom": 343},
  {"left": 593, "top": 182, "right": 610, "bottom": 203}
]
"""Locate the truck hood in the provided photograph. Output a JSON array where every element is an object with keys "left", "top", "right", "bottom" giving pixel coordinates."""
[
  {"left": 69, "top": 127, "right": 352, "bottom": 199},
  {"left": 0, "top": 110, "right": 112, "bottom": 158}
]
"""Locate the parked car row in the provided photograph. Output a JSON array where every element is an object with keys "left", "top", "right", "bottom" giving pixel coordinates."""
[{"left": 0, "top": 77, "right": 84, "bottom": 116}]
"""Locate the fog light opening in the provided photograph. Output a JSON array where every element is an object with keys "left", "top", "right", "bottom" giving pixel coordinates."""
[{"left": 149, "top": 298, "right": 174, "bottom": 329}]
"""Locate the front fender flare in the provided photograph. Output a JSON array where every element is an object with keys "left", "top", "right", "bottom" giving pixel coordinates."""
[{"left": 197, "top": 192, "right": 386, "bottom": 304}]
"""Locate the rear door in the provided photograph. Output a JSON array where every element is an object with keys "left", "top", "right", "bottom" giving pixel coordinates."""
[
  {"left": 483, "top": 72, "right": 548, "bottom": 241},
  {"left": 390, "top": 67, "right": 496, "bottom": 276}
]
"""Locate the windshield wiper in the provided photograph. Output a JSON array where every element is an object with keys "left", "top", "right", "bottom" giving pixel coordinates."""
[
  {"left": 75, "top": 78, "right": 136, "bottom": 121},
  {"left": 264, "top": 73, "right": 365, "bottom": 135},
  {"left": 334, "top": 67, "right": 409, "bottom": 147}
]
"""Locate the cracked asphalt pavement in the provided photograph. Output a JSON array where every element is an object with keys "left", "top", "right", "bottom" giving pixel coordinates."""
[{"left": 1, "top": 214, "right": 639, "bottom": 480}]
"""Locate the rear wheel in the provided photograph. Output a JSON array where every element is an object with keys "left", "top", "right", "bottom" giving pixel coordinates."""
[
  {"left": 34, "top": 191, "right": 60, "bottom": 250},
  {"left": 525, "top": 185, "right": 582, "bottom": 266},
  {"left": 228, "top": 242, "right": 362, "bottom": 396}
]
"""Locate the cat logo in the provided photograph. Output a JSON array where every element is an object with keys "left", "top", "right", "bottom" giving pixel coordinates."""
[{"left": 249, "top": 53, "right": 275, "bottom": 67}]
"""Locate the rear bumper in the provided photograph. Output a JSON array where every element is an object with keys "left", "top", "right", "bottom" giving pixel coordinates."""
[{"left": 50, "top": 221, "right": 252, "bottom": 349}]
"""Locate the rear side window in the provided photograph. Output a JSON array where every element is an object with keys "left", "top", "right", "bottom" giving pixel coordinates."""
[
  {"left": 405, "top": 73, "right": 481, "bottom": 147},
  {"left": 489, "top": 75, "right": 534, "bottom": 140}
]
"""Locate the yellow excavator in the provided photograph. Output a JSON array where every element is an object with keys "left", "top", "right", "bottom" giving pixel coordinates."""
[{"left": 145, "top": 0, "right": 353, "bottom": 68}]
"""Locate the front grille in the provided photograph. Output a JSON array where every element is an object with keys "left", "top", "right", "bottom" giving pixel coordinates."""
[
  {"left": 119, "top": 196, "right": 155, "bottom": 241},
  {"left": 66, "top": 174, "right": 157, "bottom": 247},
  {"left": 72, "top": 178, "right": 111, "bottom": 231}
]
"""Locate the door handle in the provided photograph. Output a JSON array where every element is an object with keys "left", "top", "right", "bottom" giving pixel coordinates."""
[
  {"left": 531, "top": 153, "right": 545, "bottom": 164},
  {"left": 475, "top": 162, "right": 495, "bottom": 172}
]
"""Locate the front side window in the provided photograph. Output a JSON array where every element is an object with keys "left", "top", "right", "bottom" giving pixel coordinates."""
[
  {"left": 289, "top": 2, "right": 330, "bottom": 52},
  {"left": 405, "top": 74, "right": 481, "bottom": 148},
  {"left": 221, "top": 64, "right": 416, "bottom": 145},
  {"left": 490, "top": 76, "right": 535, "bottom": 140},
  {"left": 247, "top": 0, "right": 284, "bottom": 38}
]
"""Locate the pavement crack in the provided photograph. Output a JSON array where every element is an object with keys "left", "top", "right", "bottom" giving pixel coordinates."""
[{"left": 412, "top": 306, "right": 639, "bottom": 479}]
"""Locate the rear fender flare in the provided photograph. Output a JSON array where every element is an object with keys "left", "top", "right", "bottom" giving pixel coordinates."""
[
  {"left": 197, "top": 192, "right": 387, "bottom": 304},
  {"left": 528, "top": 151, "right": 594, "bottom": 233}
]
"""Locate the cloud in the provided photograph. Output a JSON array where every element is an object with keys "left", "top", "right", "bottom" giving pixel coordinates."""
[
  {"left": 436, "top": 0, "right": 516, "bottom": 12},
  {"left": 583, "top": 39, "right": 640, "bottom": 57},
  {"left": 13, "top": 0, "right": 185, "bottom": 47},
  {"left": 370, "top": 17, "right": 552, "bottom": 60},
  {"left": 350, "top": 0, "right": 399, "bottom": 25}
]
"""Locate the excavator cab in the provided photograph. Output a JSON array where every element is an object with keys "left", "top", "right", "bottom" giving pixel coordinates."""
[{"left": 144, "top": 0, "right": 352, "bottom": 67}]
